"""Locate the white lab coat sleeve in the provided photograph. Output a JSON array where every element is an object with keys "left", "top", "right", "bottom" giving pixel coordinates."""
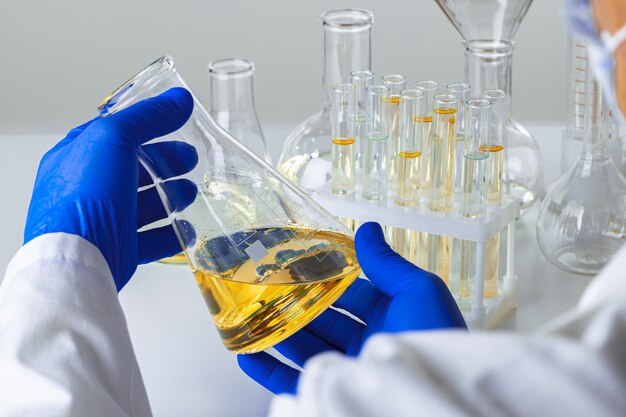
[
  {"left": 269, "top": 247, "right": 626, "bottom": 417},
  {"left": 0, "top": 233, "right": 151, "bottom": 417}
]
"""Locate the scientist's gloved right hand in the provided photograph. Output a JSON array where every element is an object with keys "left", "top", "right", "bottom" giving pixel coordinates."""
[
  {"left": 23, "top": 87, "right": 197, "bottom": 291},
  {"left": 238, "top": 222, "right": 466, "bottom": 394}
]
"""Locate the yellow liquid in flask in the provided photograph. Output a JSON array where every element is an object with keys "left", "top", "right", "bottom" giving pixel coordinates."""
[
  {"left": 193, "top": 227, "right": 360, "bottom": 354},
  {"left": 158, "top": 253, "right": 187, "bottom": 265}
]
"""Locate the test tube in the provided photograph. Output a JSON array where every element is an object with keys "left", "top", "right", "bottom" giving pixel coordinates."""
[
  {"left": 447, "top": 83, "right": 472, "bottom": 191},
  {"left": 331, "top": 83, "right": 356, "bottom": 196},
  {"left": 414, "top": 81, "right": 439, "bottom": 270},
  {"left": 396, "top": 89, "right": 425, "bottom": 206},
  {"left": 362, "top": 85, "right": 390, "bottom": 201},
  {"left": 429, "top": 94, "right": 458, "bottom": 212},
  {"left": 461, "top": 99, "right": 491, "bottom": 218},
  {"left": 427, "top": 94, "right": 457, "bottom": 284},
  {"left": 394, "top": 89, "right": 425, "bottom": 263},
  {"left": 481, "top": 89, "right": 507, "bottom": 298},
  {"left": 482, "top": 90, "right": 506, "bottom": 204},
  {"left": 383, "top": 74, "right": 407, "bottom": 190},
  {"left": 414, "top": 80, "right": 439, "bottom": 195},
  {"left": 459, "top": 99, "right": 491, "bottom": 300},
  {"left": 447, "top": 83, "right": 472, "bottom": 293},
  {"left": 351, "top": 70, "right": 374, "bottom": 170}
]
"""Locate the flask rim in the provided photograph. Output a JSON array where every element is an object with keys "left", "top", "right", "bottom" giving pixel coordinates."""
[
  {"left": 320, "top": 8, "right": 374, "bottom": 29},
  {"left": 98, "top": 55, "right": 175, "bottom": 116},
  {"left": 208, "top": 57, "right": 254, "bottom": 79}
]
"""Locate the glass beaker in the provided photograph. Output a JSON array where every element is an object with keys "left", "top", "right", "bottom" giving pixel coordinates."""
[
  {"left": 208, "top": 57, "right": 272, "bottom": 165},
  {"left": 435, "top": 0, "right": 543, "bottom": 216},
  {"left": 277, "top": 8, "right": 373, "bottom": 192},
  {"left": 537, "top": 46, "right": 626, "bottom": 274},
  {"left": 99, "top": 56, "right": 361, "bottom": 353}
]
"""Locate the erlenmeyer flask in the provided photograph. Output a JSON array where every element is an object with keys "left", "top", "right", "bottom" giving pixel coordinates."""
[
  {"left": 434, "top": 0, "right": 543, "bottom": 216},
  {"left": 99, "top": 56, "right": 361, "bottom": 353},
  {"left": 277, "top": 8, "right": 373, "bottom": 192},
  {"left": 537, "top": 39, "right": 626, "bottom": 274},
  {"left": 208, "top": 58, "right": 272, "bottom": 164}
]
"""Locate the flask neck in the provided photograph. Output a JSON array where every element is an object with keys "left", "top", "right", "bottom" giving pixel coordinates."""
[
  {"left": 464, "top": 40, "right": 514, "bottom": 113},
  {"left": 209, "top": 62, "right": 257, "bottom": 113},
  {"left": 582, "top": 81, "right": 610, "bottom": 158},
  {"left": 321, "top": 12, "right": 372, "bottom": 111}
]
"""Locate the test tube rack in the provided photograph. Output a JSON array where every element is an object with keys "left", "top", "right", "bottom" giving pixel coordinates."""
[{"left": 313, "top": 183, "right": 520, "bottom": 330}]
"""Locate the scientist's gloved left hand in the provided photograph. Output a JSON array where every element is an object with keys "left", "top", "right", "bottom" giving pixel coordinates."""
[{"left": 24, "top": 87, "right": 197, "bottom": 291}]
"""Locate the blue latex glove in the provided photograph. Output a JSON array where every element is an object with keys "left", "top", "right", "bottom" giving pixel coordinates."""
[
  {"left": 24, "top": 87, "right": 197, "bottom": 291},
  {"left": 238, "top": 221, "right": 467, "bottom": 394}
]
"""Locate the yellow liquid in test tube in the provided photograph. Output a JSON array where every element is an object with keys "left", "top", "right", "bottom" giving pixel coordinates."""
[
  {"left": 428, "top": 110, "right": 456, "bottom": 284},
  {"left": 384, "top": 96, "right": 402, "bottom": 186},
  {"left": 396, "top": 151, "right": 422, "bottom": 206},
  {"left": 331, "top": 137, "right": 356, "bottom": 196},
  {"left": 482, "top": 144, "right": 504, "bottom": 298},
  {"left": 415, "top": 116, "right": 433, "bottom": 271},
  {"left": 193, "top": 227, "right": 360, "bottom": 353}
]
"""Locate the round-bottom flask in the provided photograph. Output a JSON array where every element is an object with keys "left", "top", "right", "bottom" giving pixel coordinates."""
[
  {"left": 278, "top": 9, "right": 373, "bottom": 192},
  {"left": 504, "top": 118, "right": 543, "bottom": 210},
  {"left": 537, "top": 81, "right": 626, "bottom": 274}
]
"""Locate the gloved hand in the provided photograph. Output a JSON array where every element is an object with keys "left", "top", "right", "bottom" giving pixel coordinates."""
[
  {"left": 24, "top": 87, "right": 197, "bottom": 291},
  {"left": 238, "top": 222, "right": 466, "bottom": 394}
]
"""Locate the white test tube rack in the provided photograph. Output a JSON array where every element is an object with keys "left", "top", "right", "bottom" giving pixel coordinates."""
[{"left": 312, "top": 183, "right": 520, "bottom": 329}]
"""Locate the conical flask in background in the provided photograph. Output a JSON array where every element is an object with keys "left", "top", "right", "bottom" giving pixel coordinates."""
[
  {"left": 278, "top": 8, "right": 373, "bottom": 192},
  {"left": 208, "top": 58, "right": 272, "bottom": 165},
  {"left": 434, "top": 0, "right": 543, "bottom": 216},
  {"left": 99, "top": 56, "right": 361, "bottom": 353},
  {"left": 536, "top": 50, "right": 626, "bottom": 275}
]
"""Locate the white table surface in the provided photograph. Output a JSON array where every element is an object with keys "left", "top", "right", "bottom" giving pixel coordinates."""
[{"left": 0, "top": 125, "right": 596, "bottom": 416}]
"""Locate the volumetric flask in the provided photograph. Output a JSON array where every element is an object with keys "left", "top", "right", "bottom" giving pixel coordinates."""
[{"left": 99, "top": 56, "right": 361, "bottom": 353}]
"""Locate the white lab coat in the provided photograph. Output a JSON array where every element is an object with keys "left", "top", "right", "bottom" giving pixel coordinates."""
[{"left": 1, "top": 233, "right": 625, "bottom": 417}]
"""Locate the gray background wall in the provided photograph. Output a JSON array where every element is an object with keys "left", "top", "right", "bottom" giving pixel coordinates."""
[{"left": 0, "top": 0, "right": 566, "bottom": 134}]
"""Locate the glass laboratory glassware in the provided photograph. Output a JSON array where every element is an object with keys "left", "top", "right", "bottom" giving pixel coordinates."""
[
  {"left": 447, "top": 83, "right": 471, "bottom": 293},
  {"left": 362, "top": 85, "right": 390, "bottom": 201},
  {"left": 434, "top": 0, "right": 543, "bottom": 216},
  {"left": 415, "top": 80, "right": 439, "bottom": 195},
  {"left": 160, "top": 58, "right": 273, "bottom": 266},
  {"left": 383, "top": 74, "right": 407, "bottom": 190},
  {"left": 429, "top": 94, "right": 458, "bottom": 213},
  {"left": 537, "top": 65, "right": 626, "bottom": 275},
  {"left": 393, "top": 89, "right": 426, "bottom": 263},
  {"left": 383, "top": 74, "right": 408, "bottom": 252},
  {"left": 396, "top": 89, "right": 425, "bottom": 207},
  {"left": 482, "top": 89, "right": 506, "bottom": 297},
  {"left": 99, "top": 56, "right": 361, "bottom": 353},
  {"left": 351, "top": 70, "right": 374, "bottom": 170},
  {"left": 447, "top": 83, "right": 472, "bottom": 192},
  {"left": 278, "top": 8, "right": 373, "bottom": 193},
  {"left": 461, "top": 99, "right": 491, "bottom": 218},
  {"left": 561, "top": 36, "right": 624, "bottom": 175},
  {"left": 331, "top": 83, "right": 357, "bottom": 195},
  {"left": 459, "top": 99, "right": 491, "bottom": 300},
  {"left": 428, "top": 94, "right": 458, "bottom": 285},
  {"left": 414, "top": 81, "right": 439, "bottom": 269},
  {"left": 208, "top": 58, "right": 272, "bottom": 165}
]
